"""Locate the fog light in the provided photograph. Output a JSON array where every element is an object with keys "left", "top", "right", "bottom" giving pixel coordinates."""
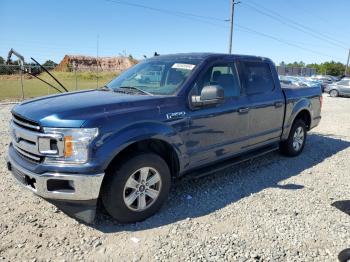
[{"left": 47, "top": 179, "right": 74, "bottom": 192}]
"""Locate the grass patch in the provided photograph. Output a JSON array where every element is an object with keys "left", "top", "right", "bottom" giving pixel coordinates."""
[{"left": 0, "top": 71, "right": 119, "bottom": 100}]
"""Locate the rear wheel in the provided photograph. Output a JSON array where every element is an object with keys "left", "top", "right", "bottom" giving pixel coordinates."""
[
  {"left": 330, "top": 89, "right": 339, "bottom": 97},
  {"left": 338, "top": 248, "right": 350, "bottom": 262},
  {"left": 280, "top": 119, "right": 307, "bottom": 157},
  {"left": 102, "top": 153, "right": 171, "bottom": 223}
]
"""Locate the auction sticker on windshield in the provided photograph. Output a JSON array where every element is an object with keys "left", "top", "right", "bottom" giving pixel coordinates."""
[{"left": 172, "top": 63, "right": 196, "bottom": 70}]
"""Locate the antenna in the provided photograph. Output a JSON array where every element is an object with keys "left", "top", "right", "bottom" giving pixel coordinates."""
[{"left": 31, "top": 57, "right": 68, "bottom": 92}]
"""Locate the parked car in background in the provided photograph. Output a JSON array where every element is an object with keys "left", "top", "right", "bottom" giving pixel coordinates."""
[
  {"left": 279, "top": 76, "right": 307, "bottom": 87},
  {"left": 328, "top": 75, "right": 341, "bottom": 82},
  {"left": 312, "top": 75, "right": 334, "bottom": 84},
  {"left": 310, "top": 76, "right": 335, "bottom": 92},
  {"left": 279, "top": 76, "right": 321, "bottom": 90},
  {"left": 278, "top": 75, "right": 293, "bottom": 85},
  {"left": 324, "top": 79, "right": 350, "bottom": 97},
  {"left": 319, "top": 75, "right": 339, "bottom": 82},
  {"left": 302, "top": 80, "right": 322, "bottom": 89}
]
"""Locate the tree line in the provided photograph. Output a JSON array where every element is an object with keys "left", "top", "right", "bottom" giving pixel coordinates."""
[
  {"left": 0, "top": 55, "right": 347, "bottom": 77},
  {"left": 279, "top": 61, "right": 347, "bottom": 76},
  {"left": 0, "top": 56, "right": 57, "bottom": 75}
]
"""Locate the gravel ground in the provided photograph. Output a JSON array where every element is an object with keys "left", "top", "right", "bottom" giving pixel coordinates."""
[{"left": 0, "top": 95, "right": 349, "bottom": 261}]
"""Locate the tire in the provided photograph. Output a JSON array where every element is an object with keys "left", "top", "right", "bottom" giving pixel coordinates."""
[
  {"left": 330, "top": 89, "right": 339, "bottom": 97},
  {"left": 279, "top": 119, "right": 307, "bottom": 157},
  {"left": 338, "top": 248, "right": 350, "bottom": 262},
  {"left": 102, "top": 153, "right": 171, "bottom": 223}
]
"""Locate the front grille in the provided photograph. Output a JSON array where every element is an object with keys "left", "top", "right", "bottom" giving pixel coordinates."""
[
  {"left": 14, "top": 145, "right": 43, "bottom": 163},
  {"left": 11, "top": 113, "right": 42, "bottom": 162},
  {"left": 12, "top": 113, "right": 40, "bottom": 131}
]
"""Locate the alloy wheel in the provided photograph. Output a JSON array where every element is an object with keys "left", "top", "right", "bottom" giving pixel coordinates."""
[
  {"left": 123, "top": 167, "right": 162, "bottom": 211},
  {"left": 292, "top": 126, "right": 305, "bottom": 151},
  {"left": 330, "top": 90, "right": 338, "bottom": 97}
]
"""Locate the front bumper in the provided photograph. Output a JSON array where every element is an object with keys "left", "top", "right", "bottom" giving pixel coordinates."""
[{"left": 7, "top": 152, "right": 105, "bottom": 201}]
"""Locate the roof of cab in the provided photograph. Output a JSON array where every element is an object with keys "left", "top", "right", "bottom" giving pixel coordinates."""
[{"left": 147, "top": 52, "right": 272, "bottom": 63}]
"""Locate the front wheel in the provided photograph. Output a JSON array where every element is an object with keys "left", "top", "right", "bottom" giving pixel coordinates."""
[
  {"left": 280, "top": 119, "right": 307, "bottom": 157},
  {"left": 329, "top": 89, "right": 339, "bottom": 97},
  {"left": 102, "top": 153, "right": 171, "bottom": 223}
]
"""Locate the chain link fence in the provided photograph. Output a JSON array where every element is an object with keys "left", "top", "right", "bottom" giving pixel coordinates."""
[{"left": 0, "top": 64, "right": 121, "bottom": 101}]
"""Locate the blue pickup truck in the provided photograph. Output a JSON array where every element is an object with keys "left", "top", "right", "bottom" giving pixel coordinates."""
[{"left": 7, "top": 53, "right": 322, "bottom": 223}]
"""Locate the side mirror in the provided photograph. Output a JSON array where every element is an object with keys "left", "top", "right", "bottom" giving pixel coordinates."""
[{"left": 191, "top": 85, "right": 225, "bottom": 107}]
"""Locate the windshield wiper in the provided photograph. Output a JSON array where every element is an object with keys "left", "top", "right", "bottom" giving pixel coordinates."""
[
  {"left": 98, "top": 85, "right": 113, "bottom": 91},
  {"left": 119, "top": 86, "right": 153, "bottom": 96}
]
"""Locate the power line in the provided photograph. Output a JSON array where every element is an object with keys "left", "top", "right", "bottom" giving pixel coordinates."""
[
  {"left": 236, "top": 25, "right": 344, "bottom": 61},
  {"left": 104, "top": 0, "right": 343, "bottom": 61},
  {"left": 105, "top": 0, "right": 226, "bottom": 23},
  {"left": 2, "top": 1, "right": 343, "bottom": 62},
  {"left": 242, "top": 1, "right": 348, "bottom": 50},
  {"left": 284, "top": 1, "right": 350, "bottom": 36}
]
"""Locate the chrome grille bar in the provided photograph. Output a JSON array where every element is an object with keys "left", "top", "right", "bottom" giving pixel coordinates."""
[
  {"left": 12, "top": 118, "right": 40, "bottom": 131},
  {"left": 10, "top": 121, "right": 40, "bottom": 156},
  {"left": 10, "top": 118, "right": 64, "bottom": 162},
  {"left": 13, "top": 145, "right": 41, "bottom": 162}
]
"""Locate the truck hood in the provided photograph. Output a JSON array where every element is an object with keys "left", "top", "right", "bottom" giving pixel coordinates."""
[{"left": 12, "top": 90, "right": 163, "bottom": 128}]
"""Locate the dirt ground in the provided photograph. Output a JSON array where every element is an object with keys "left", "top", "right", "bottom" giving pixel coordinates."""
[{"left": 0, "top": 95, "right": 349, "bottom": 261}]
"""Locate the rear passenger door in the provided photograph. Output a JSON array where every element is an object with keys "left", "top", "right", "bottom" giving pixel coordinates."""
[{"left": 239, "top": 60, "right": 285, "bottom": 147}]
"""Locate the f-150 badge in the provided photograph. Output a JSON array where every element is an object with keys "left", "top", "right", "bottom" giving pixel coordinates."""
[{"left": 166, "top": 111, "right": 186, "bottom": 120}]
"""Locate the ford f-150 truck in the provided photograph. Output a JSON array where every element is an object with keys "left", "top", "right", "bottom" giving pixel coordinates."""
[{"left": 7, "top": 53, "right": 322, "bottom": 223}]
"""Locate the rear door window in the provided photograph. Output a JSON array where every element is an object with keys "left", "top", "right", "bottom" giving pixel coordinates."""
[{"left": 241, "top": 61, "right": 275, "bottom": 95}]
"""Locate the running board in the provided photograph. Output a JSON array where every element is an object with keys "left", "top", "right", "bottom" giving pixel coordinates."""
[{"left": 184, "top": 144, "right": 279, "bottom": 180}]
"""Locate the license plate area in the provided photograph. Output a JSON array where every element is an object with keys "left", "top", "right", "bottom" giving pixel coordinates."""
[
  {"left": 11, "top": 166, "right": 37, "bottom": 189},
  {"left": 12, "top": 167, "right": 27, "bottom": 185}
]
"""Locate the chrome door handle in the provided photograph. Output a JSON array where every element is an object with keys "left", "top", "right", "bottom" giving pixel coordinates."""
[
  {"left": 274, "top": 101, "right": 283, "bottom": 108},
  {"left": 238, "top": 107, "right": 249, "bottom": 113}
]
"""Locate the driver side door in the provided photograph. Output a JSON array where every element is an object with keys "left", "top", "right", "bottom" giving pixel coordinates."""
[{"left": 186, "top": 60, "right": 250, "bottom": 168}]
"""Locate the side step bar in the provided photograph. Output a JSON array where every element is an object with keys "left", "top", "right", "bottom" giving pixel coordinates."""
[{"left": 184, "top": 144, "right": 279, "bottom": 180}]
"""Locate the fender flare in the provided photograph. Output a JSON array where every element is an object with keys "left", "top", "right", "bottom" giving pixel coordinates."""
[
  {"left": 281, "top": 98, "right": 312, "bottom": 140},
  {"left": 94, "top": 121, "right": 187, "bottom": 171}
]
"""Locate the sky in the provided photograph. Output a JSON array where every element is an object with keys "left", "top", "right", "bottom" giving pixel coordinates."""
[{"left": 0, "top": 0, "right": 349, "bottom": 65}]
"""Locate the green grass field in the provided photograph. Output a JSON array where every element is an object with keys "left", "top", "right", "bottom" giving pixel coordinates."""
[{"left": 0, "top": 71, "right": 119, "bottom": 100}]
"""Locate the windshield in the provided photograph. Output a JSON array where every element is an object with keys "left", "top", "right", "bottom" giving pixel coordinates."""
[{"left": 106, "top": 58, "right": 201, "bottom": 95}]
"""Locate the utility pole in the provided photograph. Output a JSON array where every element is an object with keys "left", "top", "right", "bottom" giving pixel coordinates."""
[
  {"left": 228, "top": 0, "right": 240, "bottom": 54},
  {"left": 345, "top": 49, "right": 350, "bottom": 76},
  {"left": 96, "top": 35, "right": 99, "bottom": 88}
]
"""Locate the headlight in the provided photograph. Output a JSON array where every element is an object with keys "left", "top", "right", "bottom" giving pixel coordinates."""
[{"left": 42, "top": 127, "right": 98, "bottom": 164}]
